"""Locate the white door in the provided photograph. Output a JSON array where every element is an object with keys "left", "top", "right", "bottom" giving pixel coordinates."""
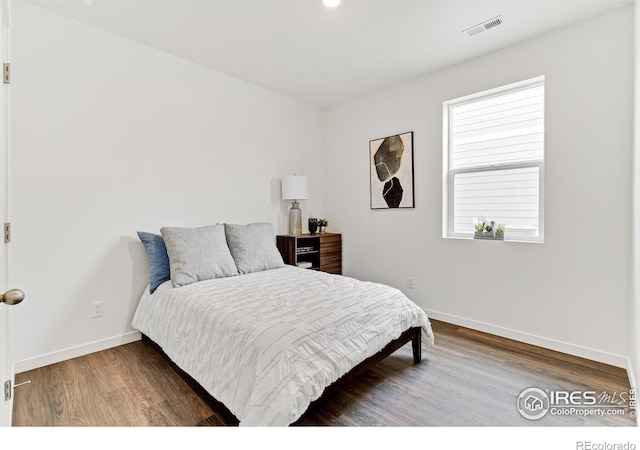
[
  {"left": 0, "top": 0, "right": 7, "bottom": 423},
  {"left": 0, "top": 0, "right": 8, "bottom": 427},
  {"left": 0, "top": 305, "right": 9, "bottom": 427},
  {"left": 0, "top": 0, "right": 23, "bottom": 428}
]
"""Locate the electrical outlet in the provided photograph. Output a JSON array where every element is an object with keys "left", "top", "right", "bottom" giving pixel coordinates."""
[
  {"left": 91, "top": 301, "right": 104, "bottom": 318},
  {"left": 407, "top": 277, "right": 415, "bottom": 289}
]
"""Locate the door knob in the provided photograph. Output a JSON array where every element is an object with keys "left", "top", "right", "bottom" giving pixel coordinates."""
[{"left": 0, "top": 289, "right": 24, "bottom": 305}]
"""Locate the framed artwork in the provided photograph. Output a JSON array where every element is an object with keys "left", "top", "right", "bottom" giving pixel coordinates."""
[{"left": 369, "top": 131, "right": 414, "bottom": 209}]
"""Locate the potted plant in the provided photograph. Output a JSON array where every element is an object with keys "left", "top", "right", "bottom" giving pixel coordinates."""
[
  {"left": 474, "top": 217, "right": 505, "bottom": 240},
  {"left": 317, "top": 218, "right": 328, "bottom": 234},
  {"left": 474, "top": 218, "right": 486, "bottom": 238}
]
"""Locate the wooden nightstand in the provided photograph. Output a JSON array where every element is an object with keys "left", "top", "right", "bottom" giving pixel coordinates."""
[{"left": 276, "top": 233, "right": 342, "bottom": 275}]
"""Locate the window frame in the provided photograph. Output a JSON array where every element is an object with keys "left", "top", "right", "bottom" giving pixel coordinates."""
[{"left": 442, "top": 76, "right": 545, "bottom": 243}]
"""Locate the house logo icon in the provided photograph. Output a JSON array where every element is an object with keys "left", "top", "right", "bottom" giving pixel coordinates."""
[
  {"left": 525, "top": 395, "right": 544, "bottom": 411},
  {"left": 517, "top": 388, "right": 550, "bottom": 420}
]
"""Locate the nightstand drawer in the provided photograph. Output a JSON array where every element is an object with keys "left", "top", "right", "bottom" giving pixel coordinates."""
[
  {"left": 321, "top": 261, "right": 342, "bottom": 274},
  {"left": 320, "top": 235, "right": 341, "bottom": 255}
]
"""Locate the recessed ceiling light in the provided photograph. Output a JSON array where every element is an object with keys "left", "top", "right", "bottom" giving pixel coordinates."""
[{"left": 323, "top": 0, "right": 341, "bottom": 8}]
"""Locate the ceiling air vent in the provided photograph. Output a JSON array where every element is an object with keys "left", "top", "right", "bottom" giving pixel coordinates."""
[{"left": 463, "top": 15, "right": 504, "bottom": 37}]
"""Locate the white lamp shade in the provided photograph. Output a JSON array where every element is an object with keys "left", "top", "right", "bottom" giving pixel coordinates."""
[{"left": 282, "top": 175, "right": 309, "bottom": 200}]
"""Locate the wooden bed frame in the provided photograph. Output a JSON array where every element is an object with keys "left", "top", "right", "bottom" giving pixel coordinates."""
[{"left": 141, "top": 326, "right": 422, "bottom": 425}]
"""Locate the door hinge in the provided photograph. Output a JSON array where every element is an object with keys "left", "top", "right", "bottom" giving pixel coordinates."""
[
  {"left": 4, "top": 380, "right": 10, "bottom": 401},
  {"left": 4, "top": 223, "right": 10, "bottom": 243},
  {"left": 3, "top": 63, "right": 9, "bottom": 84}
]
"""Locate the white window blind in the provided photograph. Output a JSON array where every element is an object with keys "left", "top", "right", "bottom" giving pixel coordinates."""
[{"left": 444, "top": 77, "right": 545, "bottom": 241}]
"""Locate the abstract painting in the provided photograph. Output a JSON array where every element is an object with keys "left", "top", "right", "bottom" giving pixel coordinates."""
[{"left": 370, "top": 131, "right": 414, "bottom": 209}]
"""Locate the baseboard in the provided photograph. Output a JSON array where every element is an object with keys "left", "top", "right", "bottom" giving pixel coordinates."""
[
  {"left": 626, "top": 356, "right": 637, "bottom": 390},
  {"left": 623, "top": 356, "right": 639, "bottom": 427},
  {"left": 13, "top": 331, "right": 142, "bottom": 374},
  {"left": 426, "top": 309, "right": 628, "bottom": 369}
]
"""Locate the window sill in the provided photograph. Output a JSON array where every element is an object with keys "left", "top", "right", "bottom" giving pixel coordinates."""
[{"left": 444, "top": 235, "right": 544, "bottom": 244}]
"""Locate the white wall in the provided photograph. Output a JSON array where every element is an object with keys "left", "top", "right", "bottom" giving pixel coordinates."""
[
  {"left": 9, "top": 3, "right": 325, "bottom": 371},
  {"left": 324, "top": 6, "right": 633, "bottom": 367}
]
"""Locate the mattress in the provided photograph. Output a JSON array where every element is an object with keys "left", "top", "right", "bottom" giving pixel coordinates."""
[{"left": 131, "top": 265, "right": 434, "bottom": 426}]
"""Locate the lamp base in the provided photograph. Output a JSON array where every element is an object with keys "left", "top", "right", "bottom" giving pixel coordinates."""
[{"left": 288, "top": 201, "right": 302, "bottom": 235}]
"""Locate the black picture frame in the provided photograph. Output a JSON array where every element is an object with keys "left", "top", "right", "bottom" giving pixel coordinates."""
[{"left": 369, "top": 131, "right": 415, "bottom": 209}]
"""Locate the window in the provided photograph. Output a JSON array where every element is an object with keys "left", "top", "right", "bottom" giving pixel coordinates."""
[{"left": 443, "top": 76, "right": 545, "bottom": 242}]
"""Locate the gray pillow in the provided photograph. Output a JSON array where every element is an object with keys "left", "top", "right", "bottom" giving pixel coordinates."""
[
  {"left": 224, "top": 223, "right": 285, "bottom": 274},
  {"left": 160, "top": 225, "right": 238, "bottom": 287}
]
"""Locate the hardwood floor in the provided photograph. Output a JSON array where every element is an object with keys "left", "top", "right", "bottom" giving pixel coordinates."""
[{"left": 12, "top": 320, "right": 636, "bottom": 427}]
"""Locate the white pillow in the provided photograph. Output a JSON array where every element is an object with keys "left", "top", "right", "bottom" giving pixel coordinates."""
[
  {"left": 161, "top": 225, "right": 238, "bottom": 287},
  {"left": 224, "top": 223, "right": 285, "bottom": 274}
]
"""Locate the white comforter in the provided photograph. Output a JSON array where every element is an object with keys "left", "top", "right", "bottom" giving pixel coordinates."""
[{"left": 131, "top": 266, "right": 434, "bottom": 426}]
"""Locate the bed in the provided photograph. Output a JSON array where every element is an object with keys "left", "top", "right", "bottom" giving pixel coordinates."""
[{"left": 132, "top": 223, "right": 434, "bottom": 426}]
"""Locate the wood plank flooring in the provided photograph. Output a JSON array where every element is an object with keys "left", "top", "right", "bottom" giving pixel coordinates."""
[{"left": 12, "top": 320, "right": 636, "bottom": 427}]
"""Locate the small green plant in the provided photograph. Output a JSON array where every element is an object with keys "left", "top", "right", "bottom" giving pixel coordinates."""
[
  {"left": 317, "top": 218, "right": 329, "bottom": 227},
  {"left": 473, "top": 217, "right": 505, "bottom": 239}
]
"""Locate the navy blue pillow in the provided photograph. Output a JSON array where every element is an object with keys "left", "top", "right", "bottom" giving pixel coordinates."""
[{"left": 137, "top": 231, "right": 170, "bottom": 294}]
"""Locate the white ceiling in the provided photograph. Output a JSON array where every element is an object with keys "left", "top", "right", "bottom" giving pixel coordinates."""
[{"left": 27, "top": 0, "right": 631, "bottom": 108}]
